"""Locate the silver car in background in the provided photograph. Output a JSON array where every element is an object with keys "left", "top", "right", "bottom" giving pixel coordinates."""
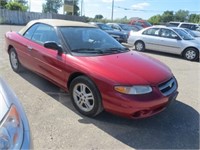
[
  {"left": 183, "top": 28, "right": 200, "bottom": 42},
  {"left": 128, "top": 26, "right": 200, "bottom": 61},
  {"left": 0, "top": 77, "right": 31, "bottom": 149}
]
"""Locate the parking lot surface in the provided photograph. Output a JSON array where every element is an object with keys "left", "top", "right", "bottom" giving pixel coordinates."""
[{"left": 0, "top": 25, "right": 199, "bottom": 149}]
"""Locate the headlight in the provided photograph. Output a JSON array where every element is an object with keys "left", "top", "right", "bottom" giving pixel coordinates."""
[
  {"left": 114, "top": 85, "right": 152, "bottom": 95},
  {"left": 0, "top": 105, "right": 23, "bottom": 149}
]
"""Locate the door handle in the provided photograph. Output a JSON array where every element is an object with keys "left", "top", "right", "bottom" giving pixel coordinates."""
[{"left": 27, "top": 46, "right": 33, "bottom": 51}]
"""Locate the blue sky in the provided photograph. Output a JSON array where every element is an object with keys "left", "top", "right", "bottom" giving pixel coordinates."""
[{"left": 29, "top": 0, "right": 200, "bottom": 20}]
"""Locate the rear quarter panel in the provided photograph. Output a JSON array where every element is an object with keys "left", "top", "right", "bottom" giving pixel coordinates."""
[{"left": 5, "top": 32, "right": 34, "bottom": 69}]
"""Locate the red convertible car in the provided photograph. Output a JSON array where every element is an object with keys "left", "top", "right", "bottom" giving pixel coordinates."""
[{"left": 5, "top": 19, "right": 178, "bottom": 118}]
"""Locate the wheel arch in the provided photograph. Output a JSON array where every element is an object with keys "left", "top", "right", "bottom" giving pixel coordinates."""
[
  {"left": 67, "top": 72, "right": 85, "bottom": 90},
  {"left": 67, "top": 72, "right": 101, "bottom": 93},
  {"left": 7, "top": 45, "right": 14, "bottom": 53}
]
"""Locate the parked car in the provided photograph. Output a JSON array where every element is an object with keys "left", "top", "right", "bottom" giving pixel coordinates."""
[
  {"left": 89, "top": 22, "right": 128, "bottom": 43},
  {"left": 0, "top": 77, "right": 31, "bottom": 149},
  {"left": 128, "top": 26, "right": 200, "bottom": 61},
  {"left": 107, "top": 23, "right": 142, "bottom": 34},
  {"left": 5, "top": 19, "right": 178, "bottom": 119},
  {"left": 129, "top": 19, "right": 152, "bottom": 28},
  {"left": 167, "top": 22, "right": 200, "bottom": 31},
  {"left": 182, "top": 28, "right": 200, "bottom": 40}
]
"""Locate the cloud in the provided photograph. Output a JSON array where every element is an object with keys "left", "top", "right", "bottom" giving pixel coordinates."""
[{"left": 131, "top": 2, "right": 150, "bottom": 10}]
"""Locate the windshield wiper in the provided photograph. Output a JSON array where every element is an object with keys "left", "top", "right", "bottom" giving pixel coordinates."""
[
  {"left": 71, "top": 48, "right": 104, "bottom": 54},
  {"left": 104, "top": 47, "right": 129, "bottom": 53}
]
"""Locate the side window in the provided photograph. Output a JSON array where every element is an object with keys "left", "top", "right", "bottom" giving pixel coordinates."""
[
  {"left": 169, "top": 23, "right": 179, "bottom": 27},
  {"left": 160, "top": 28, "right": 178, "bottom": 39},
  {"left": 180, "top": 24, "right": 189, "bottom": 29},
  {"left": 160, "top": 29, "right": 171, "bottom": 38},
  {"left": 31, "top": 24, "right": 59, "bottom": 44},
  {"left": 113, "top": 25, "right": 120, "bottom": 30},
  {"left": 23, "top": 24, "right": 39, "bottom": 39},
  {"left": 143, "top": 28, "right": 160, "bottom": 36}
]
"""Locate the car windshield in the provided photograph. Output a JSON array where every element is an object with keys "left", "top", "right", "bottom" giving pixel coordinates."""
[
  {"left": 97, "top": 24, "right": 113, "bottom": 30},
  {"left": 144, "top": 21, "right": 152, "bottom": 27},
  {"left": 59, "top": 27, "right": 129, "bottom": 55},
  {"left": 120, "top": 24, "right": 132, "bottom": 31},
  {"left": 173, "top": 28, "right": 194, "bottom": 40},
  {"left": 184, "top": 28, "right": 200, "bottom": 37}
]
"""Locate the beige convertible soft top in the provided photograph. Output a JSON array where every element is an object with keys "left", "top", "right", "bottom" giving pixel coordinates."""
[{"left": 19, "top": 19, "right": 96, "bottom": 35}]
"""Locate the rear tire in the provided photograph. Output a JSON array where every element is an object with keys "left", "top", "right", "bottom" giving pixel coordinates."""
[
  {"left": 70, "top": 76, "right": 103, "bottom": 117},
  {"left": 183, "top": 48, "right": 198, "bottom": 61},
  {"left": 9, "top": 48, "right": 23, "bottom": 73},
  {"left": 135, "top": 41, "right": 145, "bottom": 51}
]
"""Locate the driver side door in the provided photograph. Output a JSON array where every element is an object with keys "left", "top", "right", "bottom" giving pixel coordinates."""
[{"left": 28, "top": 24, "right": 67, "bottom": 88}]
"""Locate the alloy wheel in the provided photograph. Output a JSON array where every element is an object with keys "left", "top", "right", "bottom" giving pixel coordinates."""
[
  {"left": 10, "top": 50, "right": 18, "bottom": 70},
  {"left": 73, "top": 83, "right": 95, "bottom": 112}
]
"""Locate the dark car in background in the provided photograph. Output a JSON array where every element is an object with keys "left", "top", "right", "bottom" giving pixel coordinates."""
[
  {"left": 0, "top": 77, "right": 32, "bottom": 149},
  {"left": 107, "top": 23, "right": 143, "bottom": 34},
  {"left": 89, "top": 22, "right": 128, "bottom": 43}
]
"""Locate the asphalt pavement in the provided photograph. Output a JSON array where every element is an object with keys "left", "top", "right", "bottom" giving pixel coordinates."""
[{"left": 0, "top": 25, "right": 199, "bottom": 149}]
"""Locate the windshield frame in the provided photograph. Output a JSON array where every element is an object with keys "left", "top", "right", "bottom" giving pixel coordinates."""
[{"left": 58, "top": 26, "right": 129, "bottom": 56}]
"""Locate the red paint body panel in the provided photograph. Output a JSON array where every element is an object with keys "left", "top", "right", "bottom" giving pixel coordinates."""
[{"left": 5, "top": 31, "right": 178, "bottom": 118}]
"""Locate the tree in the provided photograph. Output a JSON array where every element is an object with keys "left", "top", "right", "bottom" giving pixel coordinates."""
[
  {"left": 189, "top": 14, "right": 200, "bottom": 23},
  {"left": 42, "top": 0, "right": 62, "bottom": 13},
  {"left": 162, "top": 11, "right": 174, "bottom": 23},
  {"left": 174, "top": 10, "right": 189, "bottom": 22},
  {"left": 0, "top": 0, "right": 8, "bottom": 9},
  {"left": 5, "top": 0, "right": 28, "bottom": 11},
  {"left": 148, "top": 15, "right": 162, "bottom": 25},
  {"left": 94, "top": 14, "right": 103, "bottom": 19},
  {"left": 17, "top": 0, "right": 27, "bottom": 5}
]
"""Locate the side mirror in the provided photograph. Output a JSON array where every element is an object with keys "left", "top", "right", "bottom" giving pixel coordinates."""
[{"left": 44, "top": 41, "right": 63, "bottom": 54}]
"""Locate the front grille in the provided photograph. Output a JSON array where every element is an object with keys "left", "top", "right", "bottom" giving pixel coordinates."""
[{"left": 158, "top": 77, "right": 177, "bottom": 96}]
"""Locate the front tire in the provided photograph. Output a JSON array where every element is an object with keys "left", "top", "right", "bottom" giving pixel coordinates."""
[
  {"left": 9, "top": 48, "right": 23, "bottom": 73},
  {"left": 183, "top": 48, "right": 198, "bottom": 61},
  {"left": 70, "top": 76, "right": 103, "bottom": 117},
  {"left": 135, "top": 41, "right": 145, "bottom": 51}
]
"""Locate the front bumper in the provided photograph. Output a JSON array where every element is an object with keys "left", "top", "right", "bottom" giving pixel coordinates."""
[{"left": 102, "top": 87, "right": 178, "bottom": 119}]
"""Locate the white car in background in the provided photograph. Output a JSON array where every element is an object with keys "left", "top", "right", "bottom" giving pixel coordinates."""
[
  {"left": 128, "top": 26, "right": 200, "bottom": 61},
  {"left": 0, "top": 77, "right": 32, "bottom": 149},
  {"left": 167, "top": 22, "right": 200, "bottom": 31}
]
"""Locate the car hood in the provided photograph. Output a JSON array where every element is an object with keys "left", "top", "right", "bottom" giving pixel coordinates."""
[{"left": 71, "top": 51, "right": 172, "bottom": 85}]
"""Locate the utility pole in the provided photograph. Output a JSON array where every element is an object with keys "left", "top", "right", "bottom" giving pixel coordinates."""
[
  {"left": 81, "top": 0, "right": 83, "bottom": 16},
  {"left": 29, "top": 0, "right": 31, "bottom": 12},
  {"left": 72, "top": 0, "right": 74, "bottom": 15},
  {"left": 111, "top": 0, "right": 114, "bottom": 21}
]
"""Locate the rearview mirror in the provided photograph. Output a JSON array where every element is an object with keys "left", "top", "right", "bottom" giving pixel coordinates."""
[{"left": 44, "top": 41, "right": 63, "bottom": 54}]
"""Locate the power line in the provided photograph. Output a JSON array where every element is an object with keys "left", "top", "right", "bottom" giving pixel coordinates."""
[{"left": 115, "top": 5, "right": 200, "bottom": 13}]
